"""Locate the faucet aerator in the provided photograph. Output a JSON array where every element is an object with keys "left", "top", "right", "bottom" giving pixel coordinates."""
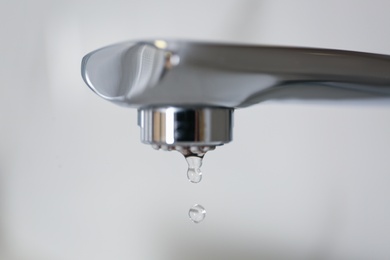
[{"left": 138, "top": 106, "right": 233, "bottom": 156}]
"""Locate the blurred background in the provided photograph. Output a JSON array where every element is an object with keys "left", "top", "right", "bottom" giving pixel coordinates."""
[{"left": 1, "top": 0, "right": 390, "bottom": 259}]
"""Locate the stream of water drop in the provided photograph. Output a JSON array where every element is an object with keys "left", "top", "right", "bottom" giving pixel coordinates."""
[
  {"left": 189, "top": 204, "right": 206, "bottom": 223},
  {"left": 185, "top": 155, "right": 203, "bottom": 183}
]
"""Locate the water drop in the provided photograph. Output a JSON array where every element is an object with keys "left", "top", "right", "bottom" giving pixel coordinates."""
[
  {"left": 189, "top": 204, "right": 206, "bottom": 223},
  {"left": 186, "top": 156, "right": 203, "bottom": 183}
]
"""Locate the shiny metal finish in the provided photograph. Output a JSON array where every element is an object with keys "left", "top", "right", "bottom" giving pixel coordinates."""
[
  {"left": 82, "top": 39, "right": 390, "bottom": 109},
  {"left": 138, "top": 107, "right": 233, "bottom": 150},
  {"left": 81, "top": 39, "right": 390, "bottom": 148}
]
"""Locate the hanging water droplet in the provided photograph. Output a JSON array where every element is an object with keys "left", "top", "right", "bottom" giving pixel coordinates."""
[
  {"left": 189, "top": 204, "right": 206, "bottom": 223},
  {"left": 186, "top": 156, "right": 203, "bottom": 183}
]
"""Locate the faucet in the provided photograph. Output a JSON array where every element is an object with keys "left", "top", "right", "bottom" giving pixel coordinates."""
[{"left": 81, "top": 40, "right": 390, "bottom": 156}]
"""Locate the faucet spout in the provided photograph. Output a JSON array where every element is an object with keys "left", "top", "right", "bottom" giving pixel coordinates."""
[{"left": 81, "top": 39, "right": 390, "bottom": 150}]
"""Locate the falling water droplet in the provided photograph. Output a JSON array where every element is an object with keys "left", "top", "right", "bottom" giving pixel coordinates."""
[
  {"left": 186, "top": 156, "right": 203, "bottom": 183},
  {"left": 189, "top": 204, "right": 206, "bottom": 223}
]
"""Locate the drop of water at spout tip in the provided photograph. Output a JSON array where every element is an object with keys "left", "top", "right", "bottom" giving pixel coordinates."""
[
  {"left": 185, "top": 156, "right": 203, "bottom": 183},
  {"left": 189, "top": 204, "right": 206, "bottom": 223}
]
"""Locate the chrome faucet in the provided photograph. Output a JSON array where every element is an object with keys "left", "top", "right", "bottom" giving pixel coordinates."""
[{"left": 81, "top": 40, "right": 390, "bottom": 156}]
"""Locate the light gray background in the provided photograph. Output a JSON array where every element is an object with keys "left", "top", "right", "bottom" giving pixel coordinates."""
[{"left": 1, "top": 0, "right": 390, "bottom": 259}]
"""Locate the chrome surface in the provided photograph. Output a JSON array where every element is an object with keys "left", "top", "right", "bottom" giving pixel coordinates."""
[
  {"left": 138, "top": 107, "right": 232, "bottom": 152},
  {"left": 81, "top": 39, "right": 390, "bottom": 148},
  {"left": 82, "top": 39, "right": 390, "bottom": 108}
]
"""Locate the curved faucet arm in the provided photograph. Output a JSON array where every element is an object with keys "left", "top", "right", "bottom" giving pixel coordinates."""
[
  {"left": 81, "top": 40, "right": 390, "bottom": 151},
  {"left": 81, "top": 40, "right": 390, "bottom": 108}
]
